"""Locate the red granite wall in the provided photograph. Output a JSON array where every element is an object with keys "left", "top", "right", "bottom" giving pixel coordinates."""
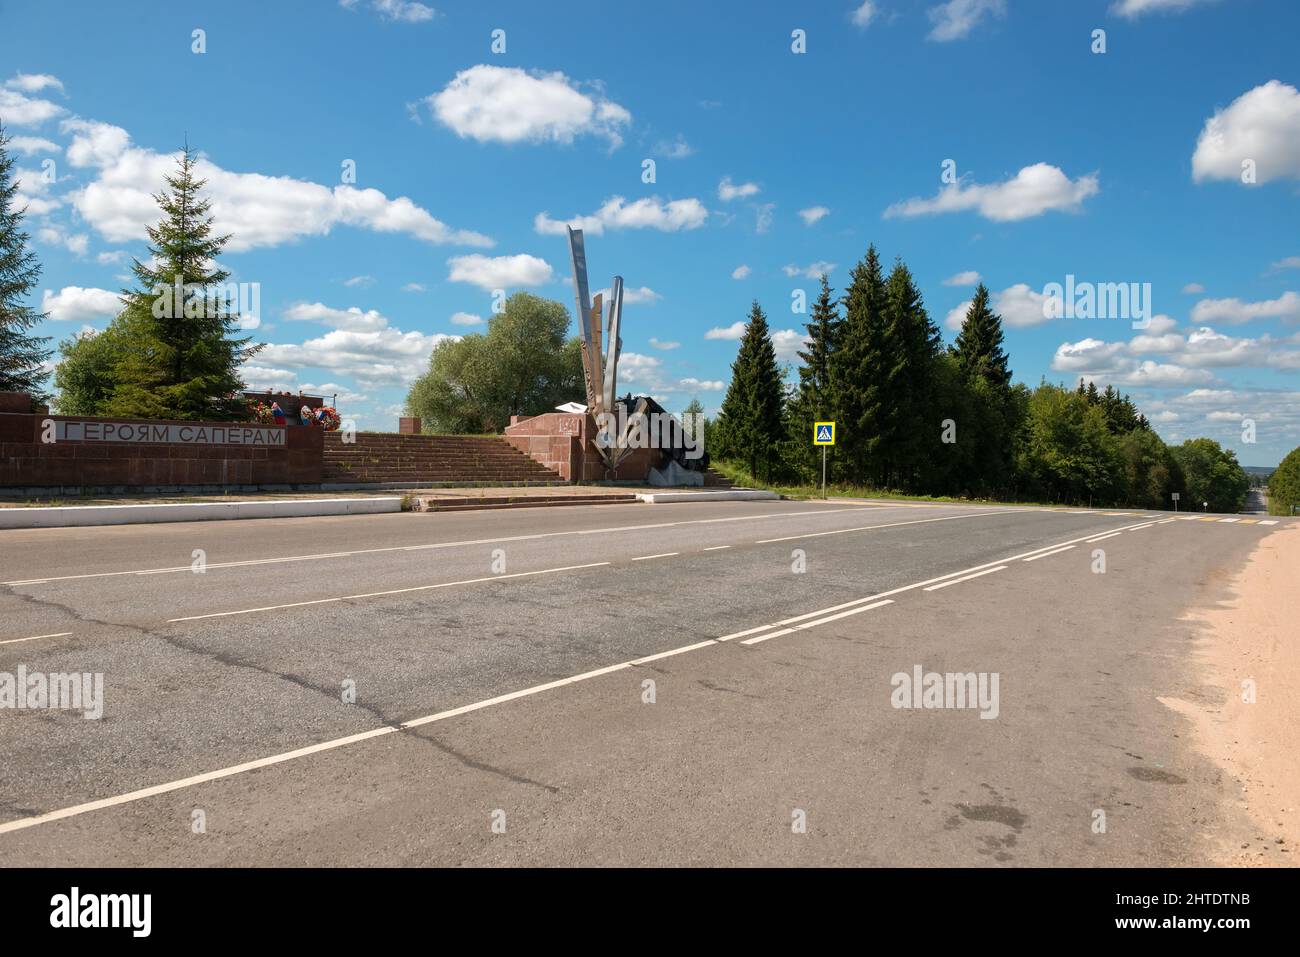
[
  {"left": 504, "top": 412, "right": 663, "bottom": 482},
  {"left": 0, "top": 413, "right": 323, "bottom": 488}
]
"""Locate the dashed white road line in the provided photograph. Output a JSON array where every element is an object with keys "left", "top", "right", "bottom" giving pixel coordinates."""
[
  {"left": 1218, "top": 518, "right": 1239, "bottom": 524},
  {"left": 1129, "top": 523, "right": 1156, "bottom": 531},
  {"left": 1086, "top": 532, "right": 1122, "bottom": 543},
  {"left": 0, "top": 632, "right": 72, "bottom": 647},
  {"left": 632, "top": 552, "right": 679, "bottom": 561},
  {"left": 703, "top": 545, "right": 732, "bottom": 551},
  {"left": 166, "top": 561, "right": 612, "bottom": 622},
  {"left": 754, "top": 509, "right": 1011, "bottom": 544},
  {"left": 1260, "top": 520, "right": 1279, "bottom": 526},
  {"left": 3, "top": 505, "right": 877, "bottom": 586},
  {"left": 923, "top": 566, "right": 1007, "bottom": 591},
  {"left": 0, "top": 514, "right": 1161, "bottom": 837},
  {"left": 1023, "top": 545, "right": 1076, "bottom": 562}
]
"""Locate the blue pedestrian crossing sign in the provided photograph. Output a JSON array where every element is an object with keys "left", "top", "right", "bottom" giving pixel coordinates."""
[{"left": 813, "top": 421, "right": 835, "bottom": 446}]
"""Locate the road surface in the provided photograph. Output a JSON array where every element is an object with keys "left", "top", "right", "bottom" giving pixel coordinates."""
[{"left": 0, "top": 499, "right": 1292, "bottom": 866}]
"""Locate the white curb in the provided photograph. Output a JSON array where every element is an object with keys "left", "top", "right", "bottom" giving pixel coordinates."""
[
  {"left": 0, "top": 497, "right": 403, "bottom": 530},
  {"left": 635, "top": 490, "right": 780, "bottom": 504}
]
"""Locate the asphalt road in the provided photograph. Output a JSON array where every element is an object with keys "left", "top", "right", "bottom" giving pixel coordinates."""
[{"left": 0, "top": 499, "right": 1290, "bottom": 865}]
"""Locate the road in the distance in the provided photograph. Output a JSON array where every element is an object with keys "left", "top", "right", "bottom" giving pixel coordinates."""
[{"left": 0, "top": 500, "right": 1290, "bottom": 865}]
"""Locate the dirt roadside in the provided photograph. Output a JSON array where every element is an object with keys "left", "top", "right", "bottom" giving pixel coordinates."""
[{"left": 1160, "top": 524, "right": 1299, "bottom": 866}]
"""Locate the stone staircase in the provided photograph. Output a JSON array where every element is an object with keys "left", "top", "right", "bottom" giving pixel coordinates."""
[{"left": 323, "top": 432, "right": 564, "bottom": 486}]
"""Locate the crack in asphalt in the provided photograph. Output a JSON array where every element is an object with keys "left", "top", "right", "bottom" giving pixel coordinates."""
[{"left": 1, "top": 583, "right": 562, "bottom": 803}]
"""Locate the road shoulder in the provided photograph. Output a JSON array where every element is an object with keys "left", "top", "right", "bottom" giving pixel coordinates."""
[{"left": 1160, "top": 524, "right": 1299, "bottom": 866}]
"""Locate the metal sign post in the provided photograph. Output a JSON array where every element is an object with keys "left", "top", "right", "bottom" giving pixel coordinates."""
[
  {"left": 813, "top": 421, "right": 835, "bottom": 500},
  {"left": 1172, "top": 491, "right": 1180, "bottom": 512}
]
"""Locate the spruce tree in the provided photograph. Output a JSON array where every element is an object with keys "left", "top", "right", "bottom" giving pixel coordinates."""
[
  {"left": 0, "top": 125, "right": 52, "bottom": 403},
  {"left": 787, "top": 275, "right": 839, "bottom": 478},
  {"left": 105, "top": 144, "right": 260, "bottom": 420},
  {"left": 829, "top": 246, "right": 889, "bottom": 485},
  {"left": 951, "top": 284, "right": 1011, "bottom": 392},
  {"left": 881, "top": 259, "right": 941, "bottom": 489},
  {"left": 715, "top": 301, "right": 784, "bottom": 480},
  {"left": 949, "top": 283, "right": 1016, "bottom": 492}
]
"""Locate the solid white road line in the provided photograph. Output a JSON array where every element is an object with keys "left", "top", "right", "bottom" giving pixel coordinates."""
[
  {"left": 1023, "top": 545, "right": 1076, "bottom": 562},
  {"left": 754, "top": 509, "right": 1012, "bottom": 544},
  {"left": 632, "top": 552, "right": 679, "bottom": 561},
  {"left": 719, "top": 518, "right": 1159, "bottom": 643},
  {"left": 0, "top": 632, "right": 73, "bottom": 647},
  {"left": 2, "top": 506, "right": 884, "bottom": 586},
  {"left": 166, "top": 561, "right": 612, "bottom": 622},
  {"left": 0, "top": 516, "right": 1159, "bottom": 837},
  {"left": 923, "top": 566, "right": 1007, "bottom": 591},
  {"left": 740, "top": 600, "right": 894, "bottom": 645},
  {"left": 1086, "top": 532, "right": 1122, "bottom": 543}
]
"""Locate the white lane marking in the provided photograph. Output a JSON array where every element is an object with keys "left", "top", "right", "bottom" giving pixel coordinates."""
[
  {"left": 1157, "top": 518, "right": 1177, "bottom": 524},
  {"left": 631, "top": 640, "right": 718, "bottom": 664},
  {"left": 741, "top": 600, "right": 894, "bottom": 645},
  {"left": 167, "top": 562, "right": 611, "bottom": 622},
  {"left": 754, "top": 509, "right": 1012, "bottom": 544},
  {"left": 1260, "top": 520, "right": 1279, "bottom": 526},
  {"left": 1178, "top": 515, "right": 1199, "bottom": 521},
  {"left": 1218, "top": 518, "right": 1239, "bottom": 523},
  {"left": 1086, "top": 532, "right": 1122, "bottom": 543},
  {"left": 1128, "top": 523, "right": 1155, "bottom": 531},
  {"left": 632, "top": 552, "right": 679, "bottom": 561},
  {"left": 2, "top": 506, "right": 879, "bottom": 586},
  {"left": 0, "top": 632, "right": 73, "bottom": 647},
  {"left": 703, "top": 545, "right": 732, "bottom": 551},
  {"left": 0, "top": 516, "right": 1155, "bottom": 837},
  {"left": 1023, "top": 545, "right": 1075, "bottom": 562},
  {"left": 923, "top": 566, "right": 1007, "bottom": 591},
  {"left": 718, "top": 518, "right": 1158, "bottom": 643}
]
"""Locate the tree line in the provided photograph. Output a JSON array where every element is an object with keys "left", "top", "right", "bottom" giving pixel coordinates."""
[{"left": 712, "top": 244, "right": 1255, "bottom": 512}]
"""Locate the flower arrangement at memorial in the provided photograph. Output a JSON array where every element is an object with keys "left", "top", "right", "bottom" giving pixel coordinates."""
[
  {"left": 314, "top": 406, "right": 342, "bottom": 431},
  {"left": 248, "top": 399, "right": 275, "bottom": 424}
]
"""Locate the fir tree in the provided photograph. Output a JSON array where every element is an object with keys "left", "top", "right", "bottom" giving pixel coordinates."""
[
  {"left": 787, "top": 275, "right": 839, "bottom": 478},
  {"left": 0, "top": 125, "right": 52, "bottom": 402},
  {"left": 881, "top": 259, "right": 942, "bottom": 489},
  {"left": 951, "top": 284, "right": 1011, "bottom": 392},
  {"left": 104, "top": 144, "right": 260, "bottom": 420},
  {"left": 715, "top": 301, "right": 784, "bottom": 480},
  {"left": 829, "top": 246, "right": 888, "bottom": 484}
]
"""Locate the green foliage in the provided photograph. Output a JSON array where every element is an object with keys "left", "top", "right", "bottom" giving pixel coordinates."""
[
  {"left": 828, "top": 246, "right": 888, "bottom": 484},
  {"left": 1267, "top": 446, "right": 1300, "bottom": 516},
  {"left": 714, "top": 301, "right": 784, "bottom": 480},
  {"left": 53, "top": 145, "right": 261, "bottom": 420},
  {"left": 785, "top": 275, "right": 838, "bottom": 479},
  {"left": 405, "top": 292, "right": 583, "bottom": 433},
  {"left": 0, "top": 125, "right": 53, "bottom": 402},
  {"left": 1017, "top": 383, "right": 1123, "bottom": 504},
  {"left": 53, "top": 326, "right": 129, "bottom": 415},
  {"left": 1171, "top": 438, "right": 1250, "bottom": 513}
]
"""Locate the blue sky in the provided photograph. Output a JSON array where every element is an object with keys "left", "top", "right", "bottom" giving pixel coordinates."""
[{"left": 2, "top": 0, "right": 1298, "bottom": 465}]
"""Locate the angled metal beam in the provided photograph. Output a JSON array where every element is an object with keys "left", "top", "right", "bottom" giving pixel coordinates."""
[
  {"left": 602, "top": 277, "right": 623, "bottom": 413},
  {"left": 566, "top": 226, "right": 598, "bottom": 410}
]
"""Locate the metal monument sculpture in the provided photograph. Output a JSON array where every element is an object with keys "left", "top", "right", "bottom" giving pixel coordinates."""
[{"left": 567, "top": 226, "right": 640, "bottom": 471}]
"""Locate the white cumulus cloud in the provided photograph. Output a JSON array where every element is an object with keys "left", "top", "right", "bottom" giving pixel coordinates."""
[
  {"left": 885, "top": 163, "right": 1099, "bottom": 222},
  {"left": 1192, "top": 81, "right": 1300, "bottom": 185},
  {"left": 447, "top": 253, "right": 553, "bottom": 290},
  {"left": 41, "top": 286, "right": 121, "bottom": 323},
  {"left": 927, "top": 0, "right": 1006, "bottom": 42},
  {"left": 427, "top": 64, "right": 630, "bottom": 149},
  {"left": 534, "top": 195, "right": 708, "bottom": 235}
]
